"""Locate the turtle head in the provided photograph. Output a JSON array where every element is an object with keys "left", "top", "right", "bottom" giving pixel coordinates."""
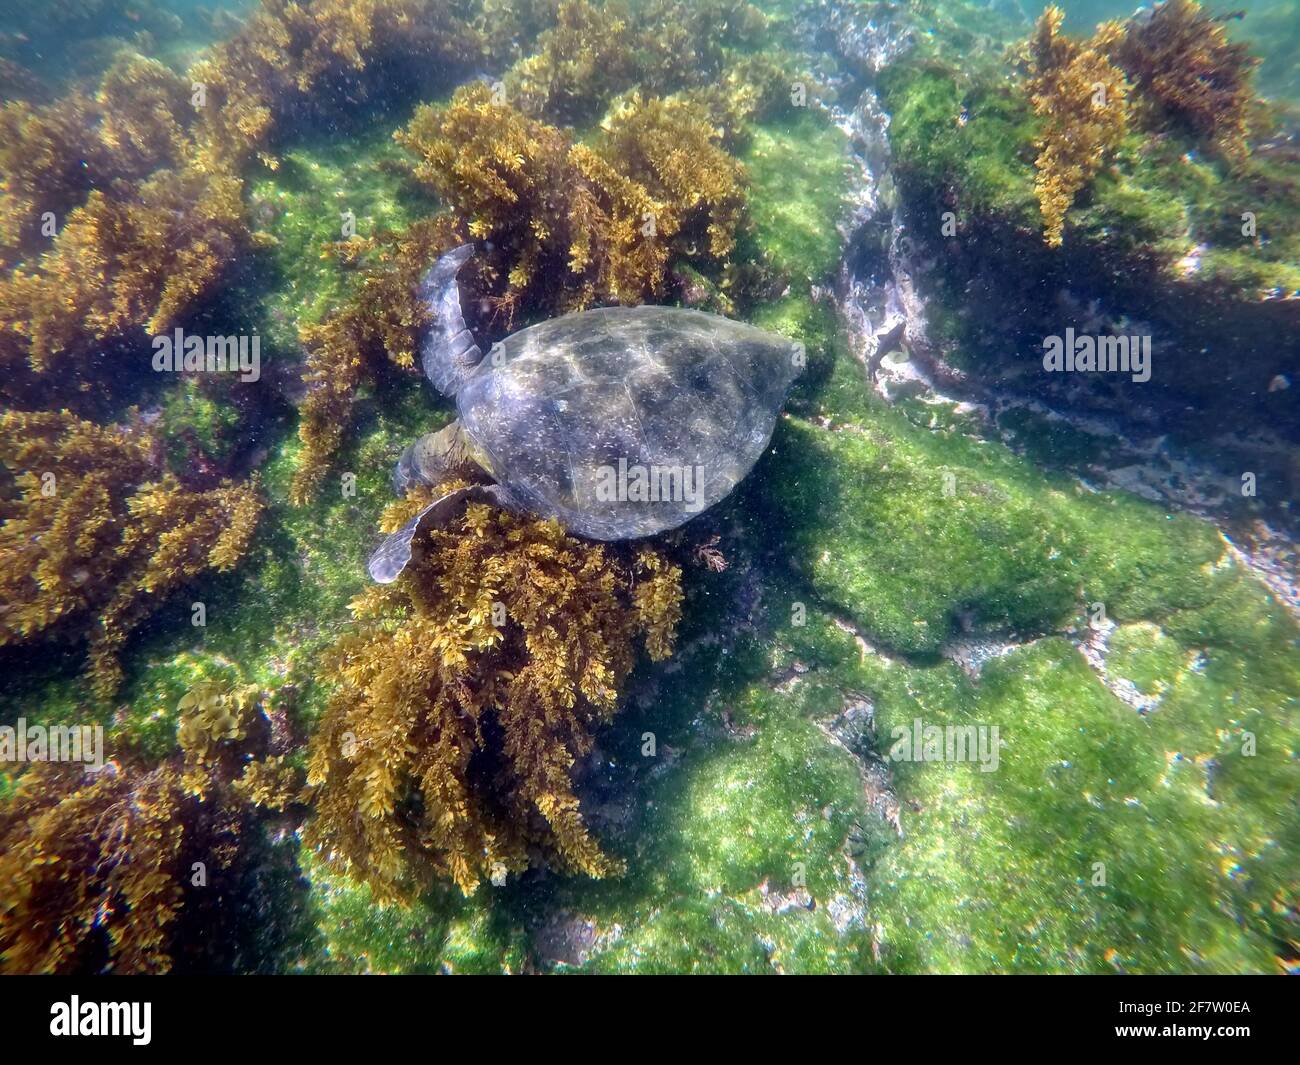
[{"left": 392, "top": 419, "right": 493, "bottom": 495}]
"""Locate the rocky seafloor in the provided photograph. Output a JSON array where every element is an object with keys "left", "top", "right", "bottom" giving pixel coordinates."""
[{"left": 0, "top": 0, "right": 1296, "bottom": 974}]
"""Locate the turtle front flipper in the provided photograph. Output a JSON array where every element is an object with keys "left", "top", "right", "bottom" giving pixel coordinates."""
[
  {"left": 417, "top": 243, "right": 484, "bottom": 397},
  {"left": 367, "top": 483, "right": 521, "bottom": 583}
]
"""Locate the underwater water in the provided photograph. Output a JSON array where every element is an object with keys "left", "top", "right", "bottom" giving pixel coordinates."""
[{"left": 0, "top": 0, "right": 1296, "bottom": 980}]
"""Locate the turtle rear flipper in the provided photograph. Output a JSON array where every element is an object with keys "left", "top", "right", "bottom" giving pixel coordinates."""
[
  {"left": 367, "top": 484, "right": 519, "bottom": 583},
  {"left": 417, "top": 243, "right": 483, "bottom": 397}
]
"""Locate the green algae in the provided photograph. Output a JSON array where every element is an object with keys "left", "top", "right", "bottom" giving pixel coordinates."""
[
  {"left": 743, "top": 111, "right": 852, "bottom": 283},
  {"left": 260, "top": 25, "right": 1296, "bottom": 971},
  {"left": 159, "top": 377, "right": 245, "bottom": 473},
  {"left": 300, "top": 851, "right": 528, "bottom": 974},
  {"left": 705, "top": 538, "right": 1296, "bottom": 975},
  {"left": 2, "top": 1, "right": 1296, "bottom": 978},
  {"left": 879, "top": 61, "right": 1039, "bottom": 229},
  {"left": 647, "top": 694, "right": 865, "bottom": 900},
  {"left": 880, "top": 46, "right": 1300, "bottom": 300},
  {"left": 762, "top": 406, "right": 1227, "bottom": 656},
  {"left": 1105, "top": 621, "right": 1185, "bottom": 699},
  {"left": 869, "top": 642, "right": 1264, "bottom": 973},
  {"left": 249, "top": 126, "right": 441, "bottom": 343},
  {"left": 777, "top": 401, "right": 1297, "bottom": 971},
  {"left": 866, "top": 630, "right": 1295, "bottom": 974},
  {"left": 995, "top": 406, "right": 1113, "bottom": 471}
]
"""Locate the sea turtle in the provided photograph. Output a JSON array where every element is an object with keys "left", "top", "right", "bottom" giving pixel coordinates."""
[{"left": 367, "top": 244, "right": 803, "bottom": 583}]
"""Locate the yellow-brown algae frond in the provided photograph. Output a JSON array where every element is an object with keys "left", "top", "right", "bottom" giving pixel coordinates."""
[
  {"left": 0, "top": 410, "right": 264, "bottom": 699},
  {"left": 395, "top": 82, "right": 575, "bottom": 304},
  {"left": 1109, "top": 0, "right": 1259, "bottom": 160},
  {"left": 0, "top": 48, "right": 194, "bottom": 266},
  {"left": 0, "top": 409, "right": 155, "bottom": 643},
  {"left": 567, "top": 143, "right": 673, "bottom": 303},
  {"left": 711, "top": 51, "right": 804, "bottom": 136},
  {"left": 501, "top": 0, "right": 768, "bottom": 124},
  {"left": 0, "top": 92, "right": 101, "bottom": 264},
  {"left": 0, "top": 762, "right": 188, "bottom": 975},
  {"left": 190, "top": 0, "right": 483, "bottom": 171},
  {"left": 0, "top": 682, "right": 301, "bottom": 973},
  {"left": 396, "top": 84, "right": 747, "bottom": 312},
  {"left": 633, "top": 547, "right": 685, "bottom": 663},
  {"left": 176, "top": 680, "right": 263, "bottom": 796},
  {"left": 0, "top": 48, "right": 247, "bottom": 396},
  {"left": 97, "top": 474, "right": 263, "bottom": 697},
  {"left": 1026, "top": 7, "right": 1129, "bottom": 247},
  {"left": 94, "top": 51, "right": 194, "bottom": 178},
  {"left": 177, "top": 682, "right": 252, "bottom": 760},
  {"left": 233, "top": 755, "right": 301, "bottom": 812},
  {"left": 303, "top": 492, "right": 683, "bottom": 902},
  {"left": 592, "top": 91, "right": 748, "bottom": 263},
  {"left": 573, "top": 90, "right": 747, "bottom": 303},
  {"left": 2, "top": 163, "right": 247, "bottom": 378}
]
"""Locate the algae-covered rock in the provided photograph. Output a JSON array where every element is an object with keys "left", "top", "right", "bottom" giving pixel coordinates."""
[
  {"left": 1, "top": 0, "right": 1296, "bottom": 979},
  {"left": 870, "top": 5, "right": 1300, "bottom": 476}
]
